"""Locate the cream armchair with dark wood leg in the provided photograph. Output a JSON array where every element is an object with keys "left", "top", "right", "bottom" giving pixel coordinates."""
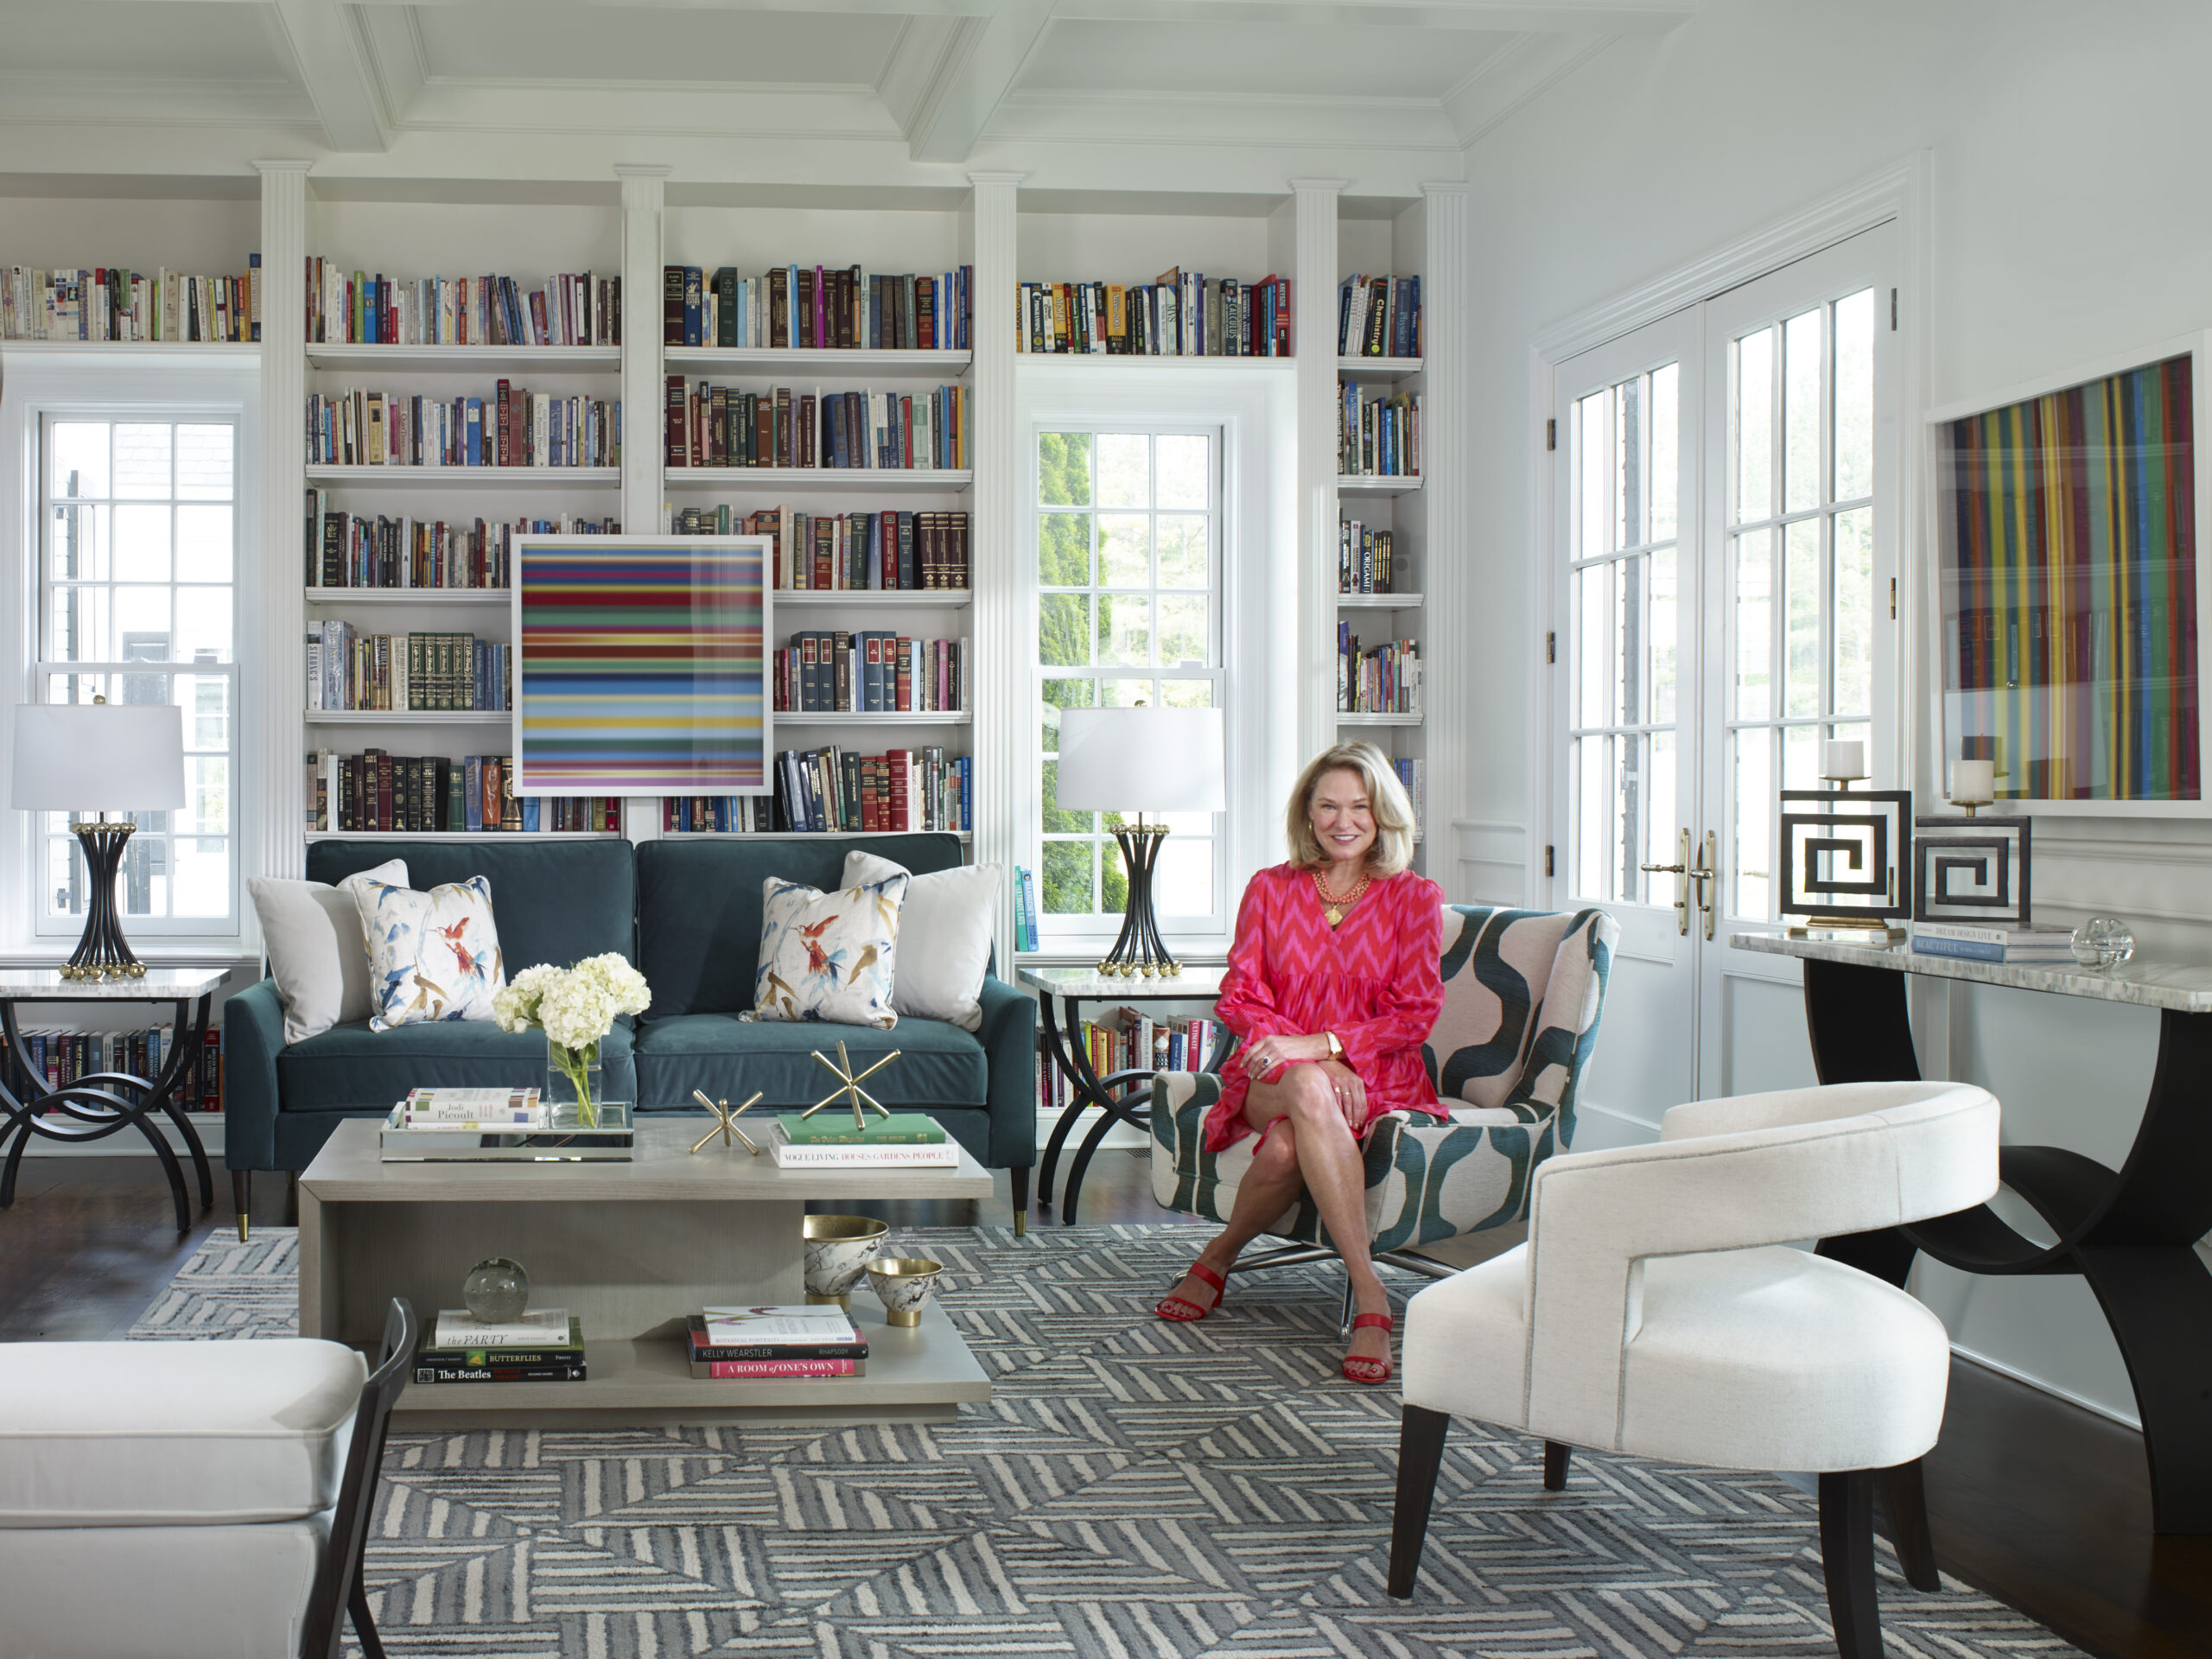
[{"left": 1386, "top": 1080, "right": 2000, "bottom": 1659}]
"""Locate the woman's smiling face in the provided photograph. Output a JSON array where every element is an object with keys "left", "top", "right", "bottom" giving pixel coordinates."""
[{"left": 1308, "top": 767, "right": 1376, "bottom": 868}]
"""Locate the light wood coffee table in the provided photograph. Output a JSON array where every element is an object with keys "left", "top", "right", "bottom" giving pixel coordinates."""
[{"left": 299, "top": 1117, "right": 995, "bottom": 1428}]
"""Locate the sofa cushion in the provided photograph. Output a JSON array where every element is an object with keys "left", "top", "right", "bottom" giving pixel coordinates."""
[
  {"left": 0, "top": 1338, "right": 364, "bottom": 1526},
  {"left": 638, "top": 833, "right": 964, "bottom": 1016},
  {"left": 306, "top": 838, "right": 637, "bottom": 975},
  {"left": 755, "top": 872, "right": 907, "bottom": 1028},
  {"left": 277, "top": 1019, "right": 637, "bottom": 1114},
  {"left": 249, "top": 857, "right": 409, "bottom": 1044},
  {"left": 632, "top": 1011, "right": 985, "bottom": 1109},
  {"left": 355, "top": 872, "right": 506, "bottom": 1029}
]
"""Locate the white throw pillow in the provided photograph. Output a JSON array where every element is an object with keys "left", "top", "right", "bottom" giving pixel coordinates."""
[
  {"left": 843, "top": 853, "right": 1000, "bottom": 1032},
  {"left": 352, "top": 874, "right": 507, "bottom": 1031},
  {"left": 248, "top": 860, "right": 410, "bottom": 1044},
  {"left": 755, "top": 874, "right": 907, "bottom": 1029}
]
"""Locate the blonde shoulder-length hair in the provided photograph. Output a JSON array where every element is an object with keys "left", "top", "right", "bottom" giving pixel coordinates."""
[{"left": 1284, "top": 741, "right": 1418, "bottom": 877}]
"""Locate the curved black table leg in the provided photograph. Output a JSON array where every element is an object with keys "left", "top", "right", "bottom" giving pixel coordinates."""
[
  {"left": 1800, "top": 955, "right": 2212, "bottom": 1534},
  {"left": 1062, "top": 1069, "right": 1154, "bottom": 1228},
  {"left": 1034, "top": 992, "right": 1085, "bottom": 1210},
  {"left": 151, "top": 995, "right": 214, "bottom": 1211}
]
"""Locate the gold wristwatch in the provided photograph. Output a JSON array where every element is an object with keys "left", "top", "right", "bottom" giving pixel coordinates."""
[{"left": 1325, "top": 1030, "right": 1344, "bottom": 1060}]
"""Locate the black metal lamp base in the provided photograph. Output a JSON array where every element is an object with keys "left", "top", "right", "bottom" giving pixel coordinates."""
[
  {"left": 61, "top": 822, "right": 146, "bottom": 981},
  {"left": 1096, "top": 822, "right": 1180, "bottom": 978}
]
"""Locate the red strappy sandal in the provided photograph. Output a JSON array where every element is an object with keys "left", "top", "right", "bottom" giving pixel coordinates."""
[
  {"left": 1342, "top": 1311, "right": 1394, "bottom": 1384},
  {"left": 1156, "top": 1262, "right": 1227, "bottom": 1323}
]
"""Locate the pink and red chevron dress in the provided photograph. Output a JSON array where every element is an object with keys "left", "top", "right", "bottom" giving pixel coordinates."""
[{"left": 1205, "top": 862, "right": 1447, "bottom": 1154}]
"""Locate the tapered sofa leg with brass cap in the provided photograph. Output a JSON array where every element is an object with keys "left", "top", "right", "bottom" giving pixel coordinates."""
[{"left": 232, "top": 1170, "right": 250, "bottom": 1242}]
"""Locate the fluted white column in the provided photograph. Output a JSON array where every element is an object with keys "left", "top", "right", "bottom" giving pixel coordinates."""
[
  {"left": 967, "top": 170, "right": 1021, "bottom": 969},
  {"left": 1289, "top": 179, "right": 1343, "bottom": 766},
  {"left": 615, "top": 165, "right": 669, "bottom": 842},
  {"left": 256, "top": 160, "right": 311, "bottom": 881},
  {"left": 615, "top": 166, "right": 668, "bottom": 531},
  {"left": 1419, "top": 181, "right": 1470, "bottom": 891}
]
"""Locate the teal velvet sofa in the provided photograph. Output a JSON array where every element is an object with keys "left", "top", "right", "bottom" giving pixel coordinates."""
[{"left": 223, "top": 833, "right": 1035, "bottom": 1233}]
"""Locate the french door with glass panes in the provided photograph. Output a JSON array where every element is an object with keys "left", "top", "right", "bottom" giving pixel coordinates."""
[{"left": 1554, "top": 225, "right": 1897, "bottom": 1117}]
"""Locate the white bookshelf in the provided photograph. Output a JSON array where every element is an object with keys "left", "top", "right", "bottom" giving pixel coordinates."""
[
  {"left": 17, "top": 172, "right": 1465, "bottom": 935},
  {"left": 305, "top": 465, "right": 621, "bottom": 490},
  {"left": 1328, "top": 190, "right": 1461, "bottom": 876},
  {"left": 665, "top": 467, "right": 971, "bottom": 493}
]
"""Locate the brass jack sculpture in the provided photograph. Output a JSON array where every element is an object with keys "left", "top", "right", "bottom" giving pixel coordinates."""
[
  {"left": 800, "top": 1041, "right": 900, "bottom": 1132},
  {"left": 690, "top": 1088, "right": 765, "bottom": 1154}
]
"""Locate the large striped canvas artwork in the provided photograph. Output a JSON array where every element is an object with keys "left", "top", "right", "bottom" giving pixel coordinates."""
[
  {"left": 512, "top": 536, "right": 769, "bottom": 795},
  {"left": 1936, "top": 353, "right": 2202, "bottom": 804}
]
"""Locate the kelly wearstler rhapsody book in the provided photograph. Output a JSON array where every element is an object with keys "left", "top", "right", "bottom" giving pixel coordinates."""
[
  {"left": 765, "top": 1117, "right": 961, "bottom": 1169},
  {"left": 690, "top": 1306, "right": 868, "bottom": 1377}
]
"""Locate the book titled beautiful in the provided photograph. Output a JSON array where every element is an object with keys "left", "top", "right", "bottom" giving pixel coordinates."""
[{"left": 1909, "top": 923, "right": 2075, "bottom": 963}]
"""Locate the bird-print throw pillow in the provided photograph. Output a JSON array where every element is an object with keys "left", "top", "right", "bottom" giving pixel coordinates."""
[
  {"left": 753, "top": 874, "right": 907, "bottom": 1029},
  {"left": 352, "top": 874, "right": 507, "bottom": 1031}
]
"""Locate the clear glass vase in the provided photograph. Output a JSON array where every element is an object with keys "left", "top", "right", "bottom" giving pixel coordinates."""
[{"left": 544, "top": 1037, "right": 602, "bottom": 1126}]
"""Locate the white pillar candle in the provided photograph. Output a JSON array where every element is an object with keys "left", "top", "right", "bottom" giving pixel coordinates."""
[
  {"left": 1952, "top": 758, "right": 1996, "bottom": 803},
  {"left": 1823, "top": 739, "right": 1866, "bottom": 779}
]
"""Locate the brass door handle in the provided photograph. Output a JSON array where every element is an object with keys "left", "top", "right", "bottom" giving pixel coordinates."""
[
  {"left": 1639, "top": 829, "right": 1693, "bottom": 936},
  {"left": 1691, "top": 830, "right": 1719, "bottom": 940}
]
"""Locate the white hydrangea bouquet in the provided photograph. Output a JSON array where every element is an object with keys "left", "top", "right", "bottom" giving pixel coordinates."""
[{"left": 493, "top": 953, "right": 651, "bottom": 1126}]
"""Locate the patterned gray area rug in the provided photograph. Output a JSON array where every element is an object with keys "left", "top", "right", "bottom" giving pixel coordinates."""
[{"left": 131, "top": 1225, "right": 2077, "bottom": 1659}]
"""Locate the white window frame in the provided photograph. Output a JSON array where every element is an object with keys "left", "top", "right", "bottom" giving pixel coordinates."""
[
  {"left": 1014, "top": 364, "right": 1297, "bottom": 963},
  {"left": 0, "top": 349, "right": 262, "bottom": 957}
]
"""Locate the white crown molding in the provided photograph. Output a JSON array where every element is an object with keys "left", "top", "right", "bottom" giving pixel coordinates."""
[
  {"left": 1441, "top": 26, "right": 1617, "bottom": 146},
  {"left": 0, "top": 74, "right": 317, "bottom": 129},
  {"left": 989, "top": 89, "right": 1462, "bottom": 154}
]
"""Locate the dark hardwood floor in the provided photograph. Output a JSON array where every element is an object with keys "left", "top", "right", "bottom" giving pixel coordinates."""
[{"left": 1, "top": 1149, "right": 2201, "bottom": 1659}]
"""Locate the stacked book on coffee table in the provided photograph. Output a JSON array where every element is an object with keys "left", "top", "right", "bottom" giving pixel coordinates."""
[
  {"left": 688, "top": 1305, "right": 868, "bottom": 1378},
  {"left": 379, "top": 1087, "right": 634, "bottom": 1161},
  {"left": 765, "top": 1112, "right": 959, "bottom": 1169},
  {"left": 415, "top": 1307, "right": 586, "bottom": 1384}
]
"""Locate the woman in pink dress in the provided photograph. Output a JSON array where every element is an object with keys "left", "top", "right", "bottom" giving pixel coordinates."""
[{"left": 1156, "top": 741, "right": 1445, "bottom": 1384}]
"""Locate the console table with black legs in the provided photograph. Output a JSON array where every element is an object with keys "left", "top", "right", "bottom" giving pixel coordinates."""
[
  {"left": 0, "top": 968, "right": 226, "bottom": 1233},
  {"left": 1736, "top": 931, "right": 2212, "bottom": 1535},
  {"left": 1018, "top": 965, "right": 1227, "bottom": 1226}
]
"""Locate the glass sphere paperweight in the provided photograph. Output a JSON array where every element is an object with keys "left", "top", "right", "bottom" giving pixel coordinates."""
[
  {"left": 462, "top": 1257, "right": 530, "bottom": 1325},
  {"left": 2070, "top": 917, "right": 2136, "bottom": 971}
]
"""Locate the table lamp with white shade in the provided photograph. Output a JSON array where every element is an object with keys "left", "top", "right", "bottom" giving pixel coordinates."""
[
  {"left": 1054, "top": 705, "right": 1226, "bottom": 978},
  {"left": 10, "top": 700, "right": 187, "bottom": 979}
]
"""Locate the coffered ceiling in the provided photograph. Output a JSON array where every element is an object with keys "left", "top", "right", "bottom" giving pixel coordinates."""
[{"left": 0, "top": 0, "right": 1694, "bottom": 189}]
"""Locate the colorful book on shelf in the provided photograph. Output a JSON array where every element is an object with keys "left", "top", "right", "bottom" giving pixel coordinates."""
[{"left": 765, "top": 1119, "right": 961, "bottom": 1168}]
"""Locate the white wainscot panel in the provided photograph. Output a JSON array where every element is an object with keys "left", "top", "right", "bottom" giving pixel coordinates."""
[
  {"left": 1719, "top": 968, "right": 1817, "bottom": 1098},
  {"left": 1452, "top": 819, "right": 1526, "bottom": 907}
]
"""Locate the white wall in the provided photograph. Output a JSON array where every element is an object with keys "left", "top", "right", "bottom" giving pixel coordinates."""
[{"left": 1460, "top": 0, "right": 2212, "bottom": 1424}]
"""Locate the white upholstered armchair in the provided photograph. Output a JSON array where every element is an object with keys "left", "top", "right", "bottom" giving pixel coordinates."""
[{"left": 1388, "top": 1079, "right": 1999, "bottom": 1659}]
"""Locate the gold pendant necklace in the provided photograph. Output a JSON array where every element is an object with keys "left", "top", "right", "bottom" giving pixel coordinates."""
[{"left": 1313, "top": 867, "right": 1371, "bottom": 927}]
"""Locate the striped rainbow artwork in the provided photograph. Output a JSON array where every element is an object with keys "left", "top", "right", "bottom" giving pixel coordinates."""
[
  {"left": 514, "top": 540, "right": 767, "bottom": 793},
  {"left": 1940, "top": 353, "right": 2199, "bottom": 801}
]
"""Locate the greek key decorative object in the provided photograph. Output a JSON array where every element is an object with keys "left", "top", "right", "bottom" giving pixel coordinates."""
[
  {"left": 1779, "top": 788, "right": 1913, "bottom": 943},
  {"left": 1913, "top": 815, "right": 2031, "bottom": 928}
]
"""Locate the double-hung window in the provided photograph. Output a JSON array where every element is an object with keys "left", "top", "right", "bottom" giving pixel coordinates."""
[
  {"left": 1034, "top": 427, "right": 1225, "bottom": 940},
  {"left": 35, "top": 416, "right": 238, "bottom": 932}
]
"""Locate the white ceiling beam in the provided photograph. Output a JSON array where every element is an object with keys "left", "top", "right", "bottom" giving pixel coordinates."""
[
  {"left": 356, "top": 4, "right": 429, "bottom": 126},
  {"left": 1048, "top": 1, "right": 1691, "bottom": 29},
  {"left": 264, "top": 0, "right": 390, "bottom": 151},
  {"left": 907, "top": 0, "right": 1057, "bottom": 164}
]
